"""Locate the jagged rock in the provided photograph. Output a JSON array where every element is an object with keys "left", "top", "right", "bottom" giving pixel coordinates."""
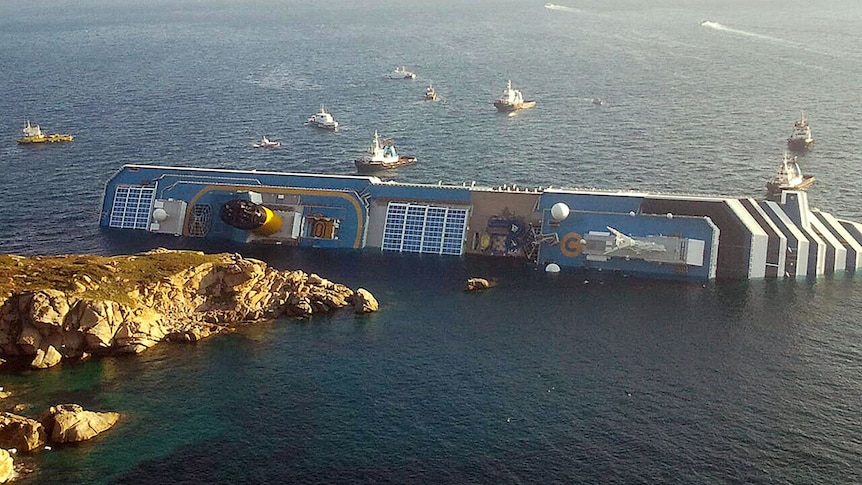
[
  {"left": 0, "top": 448, "right": 12, "bottom": 484},
  {"left": 40, "top": 404, "right": 119, "bottom": 444},
  {"left": 84, "top": 320, "right": 114, "bottom": 349},
  {"left": 28, "top": 290, "right": 70, "bottom": 327},
  {"left": 30, "top": 345, "right": 62, "bottom": 369},
  {"left": 166, "top": 323, "right": 219, "bottom": 343},
  {"left": 0, "top": 413, "right": 47, "bottom": 451},
  {"left": 16, "top": 322, "right": 41, "bottom": 355},
  {"left": 352, "top": 288, "right": 379, "bottom": 314},
  {"left": 291, "top": 298, "right": 314, "bottom": 317},
  {"left": 307, "top": 274, "right": 324, "bottom": 286},
  {"left": 1, "top": 251, "right": 379, "bottom": 367},
  {"left": 464, "top": 278, "right": 495, "bottom": 292}
]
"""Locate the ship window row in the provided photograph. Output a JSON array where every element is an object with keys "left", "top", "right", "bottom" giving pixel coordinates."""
[
  {"left": 108, "top": 185, "right": 156, "bottom": 230},
  {"left": 381, "top": 202, "right": 468, "bottom": 256}
]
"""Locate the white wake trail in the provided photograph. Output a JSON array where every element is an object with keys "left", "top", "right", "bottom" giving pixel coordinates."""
[
  {"left": 544, "top": 3, "right": 582, "bottom": 14},
  {"left": 700, "top": 20, "right": 794, "bottom": 45},
  {"left": 700, "top": 20, "right": 848, "bottom": 61}
]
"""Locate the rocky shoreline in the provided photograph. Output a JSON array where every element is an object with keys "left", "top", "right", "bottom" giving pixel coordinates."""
[
  {"left": 0, "top": 248, "right": 378, "bottom": 482},
  {"left": 0, "top": 401, "right": 121, "bottom": 482},
  {"left": 0, "top": 248, "right": 378, "bottom": 369}
]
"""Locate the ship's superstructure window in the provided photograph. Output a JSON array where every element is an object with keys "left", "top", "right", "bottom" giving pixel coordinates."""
[
  {"left": 109, "top": 185, "right": 156, "bottom": 230},
  {"left": 382, "top": 202, "right": 468, "bottom": 255}
]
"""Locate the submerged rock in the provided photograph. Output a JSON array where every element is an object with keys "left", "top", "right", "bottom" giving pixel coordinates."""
[{"left": 464, "top": 277, "right": 495, "bottom": 292}]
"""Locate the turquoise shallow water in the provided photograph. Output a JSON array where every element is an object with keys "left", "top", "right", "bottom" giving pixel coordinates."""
[{"left": 2, "top": 0, "right": 862, "bottom": 483}]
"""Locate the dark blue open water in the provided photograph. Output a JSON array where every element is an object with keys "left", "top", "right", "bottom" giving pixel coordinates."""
[{"left": 2, "top": 1, "right": 862, "bottom": 483}]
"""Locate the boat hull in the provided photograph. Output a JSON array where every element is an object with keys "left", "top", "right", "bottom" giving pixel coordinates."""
[
  {"left": 494, "top": 100, "right": 536, "bottom": 112},
  {"left": 355, "top": 156, "right": 417, "bottom": 172},
  {"left": 787, "top": 138, "right": 813, "bottom": 151},
  {"left": 309, "top": 123, "right": 338, "bottom": 130},
  {"left": 99, "top": 164, "right": 862, "bottom": 281},
  {"left": 17, "top": 134, "right": 73, "bottom": 144},
  {"left": 767, "top": 175, "right": 815, "bottom": 194}
]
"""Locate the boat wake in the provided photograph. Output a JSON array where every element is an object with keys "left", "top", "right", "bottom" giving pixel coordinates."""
[
  {"left": 544, "top": 3, "right": 582, "bottom": 14},
  {"left": 700, "top": 20, "right": 793, "bottom": 45},
  {"left": 700, "top": 20, "right": 843, "bottom": 60}
]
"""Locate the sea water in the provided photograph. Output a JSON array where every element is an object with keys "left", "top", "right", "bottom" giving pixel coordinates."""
[{"left": 1, "top": 1, "right": 861, "bottom": 483}]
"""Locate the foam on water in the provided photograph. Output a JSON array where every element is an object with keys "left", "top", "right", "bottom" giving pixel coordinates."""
[{"left": 544, "top": 3, "right": 582, "bottom": 14}]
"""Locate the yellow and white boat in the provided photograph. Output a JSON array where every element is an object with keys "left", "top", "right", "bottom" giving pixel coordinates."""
[{"left": 17, "top": 121, "right": 73, "bottom": 144}]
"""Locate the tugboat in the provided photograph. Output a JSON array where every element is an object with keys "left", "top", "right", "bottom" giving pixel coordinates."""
[
  {"left": 253, "top": 136, "right": 280, "bottom": 148},
  {"left": 766, "top": 151, "right": 815, "bottom": 195},
  {"left": 16, "top": 120, "right": 73, "bottom": 144},
  {"left": 306, "top": 105, "right": 339, "bottom": 130},
  {"left": 493, "top": 80, "right": 536, "bottom": 112},
  {"left": 787, "top": 111, "right": 814, "bottom": 151},
  {"left": 391, "top": 66, "right": 416, "bottom": 80},
  {"left": 354, "top": 131, "right": 417, "bottom": 172},
  {"left": 424, "top": 84, "right": 438, "bottom": 101}
]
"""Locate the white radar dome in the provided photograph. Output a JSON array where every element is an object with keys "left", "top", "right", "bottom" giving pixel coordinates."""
[
  {"left": 550, "top": 202, "right": 570, "bottom": 221},
  {"left": 152, "top": 208, "right": 169, "bottom": 222},
  {"left": 545, "top": 263, "right": 561, "bottom": 273}
]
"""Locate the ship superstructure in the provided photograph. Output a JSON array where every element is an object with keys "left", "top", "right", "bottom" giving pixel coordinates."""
[{"left": 100, "top": 164, "right": 862, "bottom": 281}]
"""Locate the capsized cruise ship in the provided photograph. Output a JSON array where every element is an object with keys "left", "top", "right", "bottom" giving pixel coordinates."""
[{"left": 100, "top": 164, "right": 862, "bottom": 281}]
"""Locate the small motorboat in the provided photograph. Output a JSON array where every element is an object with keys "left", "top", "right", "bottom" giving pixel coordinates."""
[
  {"left": 493, "top": 80, "right": 536, "bottom": 112},
  {"left": 424, "top": 84, "right": 438, "bottom": 101},
  {"left": 306, "top": 105, "right": 339, "bottom": 130},
  {"left": 253, "top": 136, "right": 280, "bottom": 148},
  {"left": 354, "top": 131, "right": 417, "bottom": 172},
  {"left": 766, "top": 151, "right": 815, "bottom": 194},
  {"left": 391, "top": 66, "right": 416, "bottom": 80},
  {"left": 591, "top": 98, "right": 604, "bottom": 106}
]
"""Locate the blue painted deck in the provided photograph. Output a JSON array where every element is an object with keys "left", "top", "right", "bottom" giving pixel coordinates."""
[{"left": 101, "top": 164, "right": 862, "bottom": 281}]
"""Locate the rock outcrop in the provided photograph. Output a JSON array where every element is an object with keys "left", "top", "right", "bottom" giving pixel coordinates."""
[
  {"left": 0, "top": 413, "right": 46, "bottom": 451},
  {"left": 0, "top": 250, "right": 378, "bottom": 368},
  {"left": 352, "top": 288, "right": 379, "bottom": 314},
  {"left": 40, "top": 404, "right": 119, "bottom": 444},
  {"left": 0, "top": 404, "right": 119, "bottom": 451},
  {"left": 0, "top": 449, "right": 12, "bottom": 484},
  {"left": 464, "top": 277, "right": 495, "bottom": 292},
  {"left": 30, "top": 346, "right": 62, "bottom": 369}
]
